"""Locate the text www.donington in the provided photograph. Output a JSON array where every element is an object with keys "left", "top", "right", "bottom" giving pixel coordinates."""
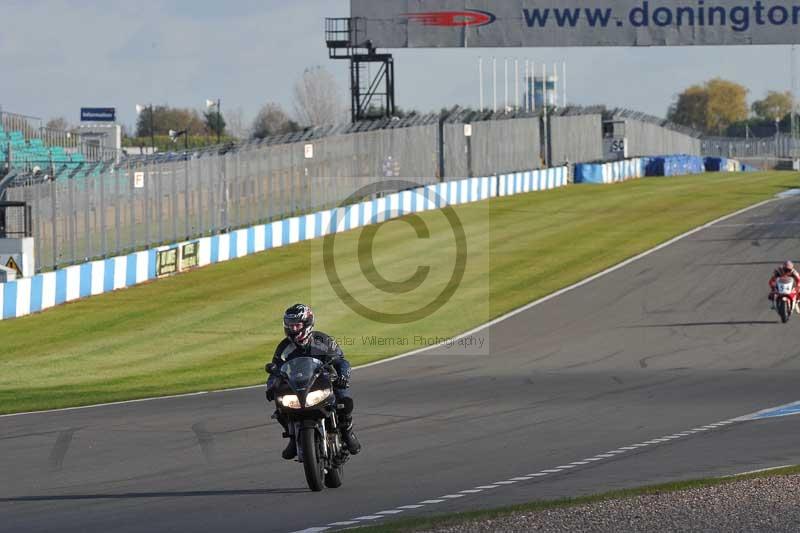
[{"left": 524, "top": 1, "right": 800, "bottom": 32}]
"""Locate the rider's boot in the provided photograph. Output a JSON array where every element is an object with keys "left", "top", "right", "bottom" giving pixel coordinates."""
[
  {"left": 282, "top": 436, "right": 297, "bottom": 460},
  {"left": 769, "top": 294, "right": 776, "bottom": 310},
  {"left": 340, "top": 417, "right": 361, "bottom": 455},
  {"left": 274, "top": 411, "right": 296, "bottom": 460}
]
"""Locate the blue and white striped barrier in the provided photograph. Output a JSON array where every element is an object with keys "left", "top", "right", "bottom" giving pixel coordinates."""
[
  {"left": 574, "top": 158, "right": 646, "bottom": 184},
  {"left": 1, "top": 169, "right": 568, "bottom": 321}
]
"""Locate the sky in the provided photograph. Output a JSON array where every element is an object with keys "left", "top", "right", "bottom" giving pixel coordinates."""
[{"left": 1, "top": 0, "right": 797, "bottom": 131}]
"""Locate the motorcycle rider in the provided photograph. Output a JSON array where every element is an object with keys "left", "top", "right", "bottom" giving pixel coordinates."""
[
  {"left": 769, "top": 260, "right": 800, "bottom": 309},
  {"left": 266, "top": 304, "right": 361, "bottom": 460}
]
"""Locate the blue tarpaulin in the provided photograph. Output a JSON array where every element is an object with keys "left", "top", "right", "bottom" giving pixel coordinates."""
[
  {"left": 645, "top": 155, "right": 705, "bottom": 177},
  {"left": 573, "top": 163, "right": 605, "bottom": 184}
]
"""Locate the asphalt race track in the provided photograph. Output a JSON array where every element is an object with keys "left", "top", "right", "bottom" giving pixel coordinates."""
[{"left": 4, "top": 195, "right": 800, "bottom": 533}]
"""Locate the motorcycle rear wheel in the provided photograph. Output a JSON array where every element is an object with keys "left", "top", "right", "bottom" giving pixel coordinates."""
[{"left": 300, "top": 428, "right": 325, "bottom": 492}]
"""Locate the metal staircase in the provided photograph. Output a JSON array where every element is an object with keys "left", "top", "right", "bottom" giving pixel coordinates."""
[{"left": 326, "top": 17, "right": 395, "bottom": 122}]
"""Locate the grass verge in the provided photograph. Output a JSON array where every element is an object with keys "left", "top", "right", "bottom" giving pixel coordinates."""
[
  {"left": 0, "top": 172, "right": 796, "bottom": 414},
  {"left": 352, "top": 465, "right": 800, "bottom": 532}
]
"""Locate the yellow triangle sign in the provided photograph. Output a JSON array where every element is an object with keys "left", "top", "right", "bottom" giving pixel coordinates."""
[{"left": 5, "top": 257, "right": 22, "bottom": 277}]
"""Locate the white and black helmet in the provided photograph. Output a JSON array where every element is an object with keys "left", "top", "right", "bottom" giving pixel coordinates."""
[{"left": 284, "top": 304, "right": 314, "bottom": 346}]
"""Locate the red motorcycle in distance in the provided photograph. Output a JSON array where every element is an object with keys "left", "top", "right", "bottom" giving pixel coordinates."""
[{"left": 774, "top": 276, "right": 800, "bottom": 323}]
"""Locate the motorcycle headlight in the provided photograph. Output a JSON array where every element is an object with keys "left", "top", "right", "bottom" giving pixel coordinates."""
[
  {"left": 305, "top": 388, "right": 333, "bottom": 407},
  {"left": 278, "top": 394, "right": 301, "bottom": 409}
]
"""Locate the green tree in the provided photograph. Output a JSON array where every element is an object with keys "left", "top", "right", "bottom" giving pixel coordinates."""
[
  {"left": 752, "top": 90, "right": 793, "bottom": 122},
  {"left": 667, "top": 85, "right": 708, "bottom": 131},
  {"left": 136, "top": 106, "right": 205, "bottom": 137},
  {"left": 204, "top": 110, "right": 226, "bottom": 138}
]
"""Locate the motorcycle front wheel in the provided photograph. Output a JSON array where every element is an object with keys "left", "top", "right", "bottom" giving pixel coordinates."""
[
  {"left": 324, "top": 463, "right": 343, "bottom": 488},
  {"left": 300, "top": 427, "right": 325, "bottom": 492},
  {"left": 778, "top": 298, "right": 791, "bottom": 323}
]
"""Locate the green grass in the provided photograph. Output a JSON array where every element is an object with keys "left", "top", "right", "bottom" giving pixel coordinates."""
[
  {"left": 352, "top": 465, "right": 800, "bottom": 532},
  {"left": 0, "top": 172, "right": 796, "bottom": 414}
]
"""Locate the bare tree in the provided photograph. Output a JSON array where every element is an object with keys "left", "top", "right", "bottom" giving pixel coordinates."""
[
  {"left": 252, "top": 103, "right": 301, "bottom": 139},
  {"left": 45, "top": 117, "right": 70, "bottom": 131},
  {"left": 292, "top": 66, "right": 345, "bottom": 127},
  {"left": 225, "top": 106, "right": 250, "bottom": 140}
]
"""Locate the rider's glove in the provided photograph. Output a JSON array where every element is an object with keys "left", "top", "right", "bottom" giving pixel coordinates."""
[{"left": 335, "top": 373, "right": 349, "bottom": 389}]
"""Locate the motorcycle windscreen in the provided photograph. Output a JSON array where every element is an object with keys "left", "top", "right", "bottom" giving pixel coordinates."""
[{"left": 281, "top": 357, "right": 324, "bottom": 392}]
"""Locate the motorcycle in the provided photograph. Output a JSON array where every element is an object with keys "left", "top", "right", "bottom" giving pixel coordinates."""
[
  {"left": 269, "top": 357, "right": 349, "bottom": 491},
  {"left": 774, "top": 276, "right": 799, "bottom": 323}
]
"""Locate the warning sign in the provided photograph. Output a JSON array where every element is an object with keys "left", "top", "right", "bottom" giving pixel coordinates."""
[{"left": 4, "top": 256, "right": 22, "bottom": 277}]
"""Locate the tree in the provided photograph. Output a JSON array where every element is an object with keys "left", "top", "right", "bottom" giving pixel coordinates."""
[
  {"left": 667, "top": 78, "right": 748, "bottom": 134},
  {"left": 292, "top": 66, "right": 345, "bottom": 126},
  {"left": 204, "top": 110, "right": 226, "bottom": 138},
  {"left": 45, "top": 117, "right": 70, "bottom": 131},
  {"left": 705, "top": 78, "right": 748, "bottom": 134},
  {"left": 251, "top": 103, "right": 301, "bottom": 139},
  {"left": 225, "top": 106, "right": 249, "bottom": 140},
  {"left": 752, "top": 91, "right": 793, "bottom": 122},
  {"left": 667, "top": 85, "right": 708, "bottom": 131},
  {"left": 136, "top": 106, "right": 206, "bottom": 137}
]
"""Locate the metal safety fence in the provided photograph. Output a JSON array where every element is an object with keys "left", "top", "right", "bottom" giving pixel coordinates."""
[
  {"left": 4, "top": 108, "right": 703, "bottom": 272},
  {"left": 701, "top": 135, "right": 800, "bottom": 159}
]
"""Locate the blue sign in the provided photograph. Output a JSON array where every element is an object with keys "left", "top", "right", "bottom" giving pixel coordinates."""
[{"left": 80, "top": 108, "right": 116, "bottom": 122}]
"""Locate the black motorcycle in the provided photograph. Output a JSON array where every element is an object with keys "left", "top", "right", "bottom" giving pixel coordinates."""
[{"left": 269, "top": 357, "right": 349, "bottom": 491}]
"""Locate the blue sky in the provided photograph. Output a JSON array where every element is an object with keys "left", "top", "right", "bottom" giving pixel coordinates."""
[{"left": 1, "top": 0, "right": 796, "bottom": 130}]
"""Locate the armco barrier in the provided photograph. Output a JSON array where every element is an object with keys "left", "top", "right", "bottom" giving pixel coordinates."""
[
  {"left": 573, "top": 158, "right": 646, "bottom": 184},
  {"left": 0, "top": 168, "right": 568, "bottom": 321}
]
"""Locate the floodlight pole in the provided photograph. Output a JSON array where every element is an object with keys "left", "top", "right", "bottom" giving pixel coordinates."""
[
  {"left": 492, "top": 57, "right": 497, "bottom": 113},
  {"left": 216, "top": 99, "right": 221, "bottom": 144},
  {"left": 150, "top": 105, "right": 155, "bottom": 153},
  {"left": 479, "top": 57, "right": 484, "bottom": 112}
]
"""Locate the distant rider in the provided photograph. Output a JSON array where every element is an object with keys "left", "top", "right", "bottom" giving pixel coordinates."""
[
  {"left": 266, "top": 304, "right": 361, "bottom": 460},
  {"left": 769, "top": 260, "right": 800, "bottom": 309}
]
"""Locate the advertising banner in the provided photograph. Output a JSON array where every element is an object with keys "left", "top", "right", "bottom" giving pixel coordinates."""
[{"left": 351, "top": 0, "right": 800, "bottom": 47}]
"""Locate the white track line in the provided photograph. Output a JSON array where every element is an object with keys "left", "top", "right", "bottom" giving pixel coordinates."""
[
  {"left": 301, "top": 396, "right": 800, "bottom": 532},
  {"left": 0, "top": 199, "right": 776, "bottom": 420},
  {"left": 725, "top": 465, "right": 793, "bottom": 477}
]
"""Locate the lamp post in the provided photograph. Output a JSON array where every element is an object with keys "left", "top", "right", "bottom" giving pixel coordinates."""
[
  {"left": 169, "top": 129, "right": 189, "bottom": 152},
  {"left": 206, "top": 98, "right": 222, "bottom": 144},
  {"left": 135, "top": 104, "right": 155, "bottom": 154}
]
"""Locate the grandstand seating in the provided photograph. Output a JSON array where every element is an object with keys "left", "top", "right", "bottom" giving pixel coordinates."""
[{"left": 0, "top": 124, "right": 89, "bottom": 181}]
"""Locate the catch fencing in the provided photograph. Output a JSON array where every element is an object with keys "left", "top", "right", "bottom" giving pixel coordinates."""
[
  {"left": 549, "top": 112, "right": 604, "bottom": 165},
  {"left": 6, "top": 113, "right": 547, "bottom": 272},
  {"left": 701, "top": 135, "right": 800, "bottom": 159},
  {"left": 443, "top": 116, "right": 541, "bottom": 177},
  {"left": 4, "top": 108, "right": 703, "bottom": 272},
  {"left": 611, "top": 110, "right": 701, "bottom": 157}
]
